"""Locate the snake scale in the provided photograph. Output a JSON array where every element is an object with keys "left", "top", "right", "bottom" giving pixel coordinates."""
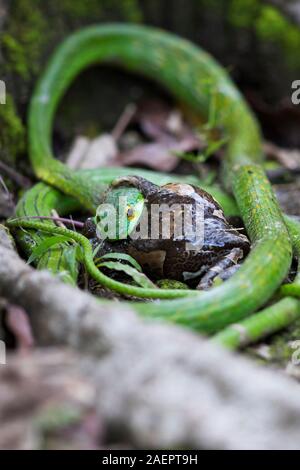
[{"left": 7, "top": 24, "right": 300, "bottom": 343}]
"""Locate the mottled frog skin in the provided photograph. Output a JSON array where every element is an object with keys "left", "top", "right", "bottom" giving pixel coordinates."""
[{"left": 84, "top": 176, "right": 250, "bottom": 289}]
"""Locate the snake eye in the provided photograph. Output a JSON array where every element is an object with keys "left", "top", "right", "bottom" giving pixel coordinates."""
[{"left": 127, "top": 206, "right": 135, "bottom": 220}]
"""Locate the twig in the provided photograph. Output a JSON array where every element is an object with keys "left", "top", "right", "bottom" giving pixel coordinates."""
[
  {"left": 69, "top": 214, "right": 77, "bottom": 232},
  {"left": 0, "top": 160, "right": 31, "bottom": 188},
  {"left": 9, "top": 215, "right": 84, "bottom": 229},
  {"left": 51, "top": 209, "right": 66, "bottom": 228},
  {"left": 0, "top": 175, "right": 15, "bottom": 209},
  {"left": 111, "top": 104, "right": 137, "bottom": 141},
  {"left": 0, "top": 175, "right": 12, "bottom": 200},
  {"left": 5, "top": 304, "right": 35, "bottom": 353}
]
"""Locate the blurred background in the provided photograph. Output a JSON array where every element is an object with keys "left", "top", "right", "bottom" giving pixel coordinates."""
[
  {"left": 2, "top": 0, "right": 300, "bottom": 169},
  {"left": 2, "top": 0, "right": 300, "bottom": 450}
]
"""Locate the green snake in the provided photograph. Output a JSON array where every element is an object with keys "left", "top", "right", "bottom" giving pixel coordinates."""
[{"left": 7, "top": 24, "right": 300, "bottom": 344}]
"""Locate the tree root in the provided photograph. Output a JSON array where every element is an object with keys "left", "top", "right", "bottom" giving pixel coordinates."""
[{"left": 1, "top": 226, "right": 300, "bottom": 449}]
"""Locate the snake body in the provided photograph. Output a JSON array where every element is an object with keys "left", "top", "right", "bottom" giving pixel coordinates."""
[{"left": 9, "top": 24, "right": 294, "bottom": 335}]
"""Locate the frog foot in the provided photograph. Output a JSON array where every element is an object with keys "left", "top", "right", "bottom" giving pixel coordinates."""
[
  {"left": 111, "top": 176, "right": 159, "bottom": 199},
  {"left": 197, "top": 247, "right": 244, "bottom": 290}
]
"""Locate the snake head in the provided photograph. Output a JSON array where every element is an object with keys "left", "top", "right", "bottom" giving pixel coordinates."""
[{"left": 95, "top": 185, "right": 145, "bottom": 241}]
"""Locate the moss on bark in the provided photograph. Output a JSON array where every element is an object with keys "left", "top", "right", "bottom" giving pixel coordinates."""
[
  {"left": 0, "top": 94, "right": 25, "bottom": 162},
  {"left": 1, "top": 0, "right": 300, "bottom": 161},
  {"left": 0, "top": 0, "right": 142, "bottom": 162}
]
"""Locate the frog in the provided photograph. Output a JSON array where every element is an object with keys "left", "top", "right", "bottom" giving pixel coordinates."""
[{"left": 83, "top": 176, "right": 250, "bottom": 290}]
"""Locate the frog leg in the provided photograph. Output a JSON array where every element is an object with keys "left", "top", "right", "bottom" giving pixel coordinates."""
[
  {"left": 111, "top": 176, "right": 159, "bottom": 199},
  {"left": 214, "top": 264, "right": 241, "bottom": 282},
  {"left": 82, "top": 217, "right": 97, "bottom": 238},
  {"left": 197, "top": 248, "right": 244, "bottom": 290}
]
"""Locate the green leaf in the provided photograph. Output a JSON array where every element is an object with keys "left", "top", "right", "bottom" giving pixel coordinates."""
[
  {"left": 204, "top": 137, "right": 228, "bottom": 159},
  {"left": 98, "top": 261, "right": 156, "bottom": 289},
  {"left": 175, "top": 137, "right": 228, "bottom": 164},
  {"left": 63, "top": 246, "right": 80, "bottom": 281},
  {"left": 27, "top": 235, "right": 70, "bottom": 265},
  {"left": 75, "top": 244, "right": 85, "bottom": 264},
  {"left": 97, "top": 252, "right": 143, "bottom": 272},
  {"left": 92, "top": 243, "right": 102, "bottom": 259},
  {"left": 206, "top": 87, "right": 218, "bottom": 130}
]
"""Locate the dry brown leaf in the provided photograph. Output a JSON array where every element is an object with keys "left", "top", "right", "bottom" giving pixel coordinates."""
[
  {"left": 264, "top": 141, "right": 300, "bottom": 170},
  {"left": 137, "top": 99, "right": 202, "bottom": 142},
  {"left": 117, "top": 98, "right": 203, "bottom": 171},
  {"left": 66, "top": 136, "right": 90, "bottom": 169},
  {"left": 120, "top": 134, "right": 201, "bottom": 172},
  {"left": 79, "top": 134, "right": 119, "bottom": 169},
  {"left": 66, "top": 105, "right": 137, "bottom": 170},
  {"left": 5, "top": 304, "right": 34, "bottom": 352},
  {"left": 67, "top": 135, "right": 119, "bottom": 170},
  {"left": 66, "top": 100, "right": 203, "bottom": 172},
  {"left": 0, "top": 350, "right": 99, "bottom": 450}
]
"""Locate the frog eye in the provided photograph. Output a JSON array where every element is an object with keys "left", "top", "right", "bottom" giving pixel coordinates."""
[{"left": 126, "top": 206, "right": 135, "bottom": 220}]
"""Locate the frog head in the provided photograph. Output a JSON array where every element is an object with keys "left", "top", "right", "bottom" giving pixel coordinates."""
[{"left": 95, "top": 185, "right": 145, "bottom": 241}]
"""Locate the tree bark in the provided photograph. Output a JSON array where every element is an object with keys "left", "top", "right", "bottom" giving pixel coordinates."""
[
  {"left": 2, "top": 226, "right": 300, "bottom": 449},
  {"left": 266, "top": 0, "right": 300, "bottom": 26}
]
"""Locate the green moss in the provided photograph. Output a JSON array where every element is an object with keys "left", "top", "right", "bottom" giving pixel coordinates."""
[
  {"left": 1, "top": 0, "right": 47, "bottom": 80},
  {"left": 246, "top": 319, "right": 300, "bottom": 368},
  {"left": 0, "top": 94, "right": 25, "bottom": 161},
  {"left": 55, "top": 0, "right": 143, "bottom": 26},
  {"left": 118, "top": 0, "right": 143, "bottom": 22},
  {"left": 228, "top": 0, "right": 259, "bottom": 29},
  {"left": 0, "top": 0, "right": 143, "bottom": 162},
  {"left": 157, "top": 279, "right": 189, "bottom": 290},
  {"left": 255, "top": 6, "right": 300, "bottom": 70},
  {"left": 256, "top": 6, "right": 291, "bottom": 41},
  {"left": 59, "top": 0, "right": 142, "bottom": 23},
  {"left": 268, "top": 319, "right": 300, "bottom": 364},
  {"left": 2, "top": 0, "right": 142, "bottom": 82},
  {"left": 35, "top": 405, "right": 82, "bottom": 432},
  {"left": 56, "top": 0, "right": 104, "bottom": 20},
  {"left": 226, "top": 0, "right": 300, "bottom": 72},
  {"left": 199, "top": 0, "right": 221, "bottom": 10}
]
